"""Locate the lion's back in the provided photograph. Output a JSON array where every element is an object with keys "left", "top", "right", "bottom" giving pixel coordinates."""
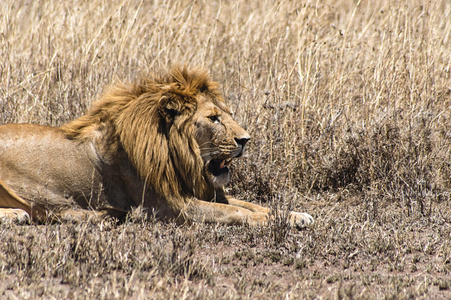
[{"left": 0, "top": 124, "right": 103, "bottom": 208}]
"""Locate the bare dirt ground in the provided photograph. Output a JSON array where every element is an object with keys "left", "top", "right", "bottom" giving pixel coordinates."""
[
  {"left": 1, "top": 200, "right": 451, "bottom": 299},
  {"left": 1, "top": 0, "right": 451, "bottom": 298}
]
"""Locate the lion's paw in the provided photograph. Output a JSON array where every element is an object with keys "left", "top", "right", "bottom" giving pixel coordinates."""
[
  {"left": 290, "top": 212, "right": 314, "bottom": 229},
  {"left": 0, "top": 209, "right": 31, "bottom": 224}
]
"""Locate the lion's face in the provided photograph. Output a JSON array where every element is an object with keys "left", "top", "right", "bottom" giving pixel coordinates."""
[{"left": 193, "top": 95, "right": 250, "bottom": 188}]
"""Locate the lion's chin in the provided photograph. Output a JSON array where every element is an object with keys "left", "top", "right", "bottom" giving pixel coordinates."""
[
  {"left": 207, "top": 159, "right": 232, "bottom": 188},
  {"left": 210, "top": 172, "right": 230, "bottom": 189}
]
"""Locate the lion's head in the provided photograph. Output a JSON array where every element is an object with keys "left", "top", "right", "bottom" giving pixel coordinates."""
[
  {"left": 192, "top": 89, "right": 250, "bottom": 189},
  {"left": 62, "top": 66, "right": 250, "bottom": 210}
]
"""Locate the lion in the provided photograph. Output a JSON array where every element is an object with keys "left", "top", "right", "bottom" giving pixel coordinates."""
[{"left": 0, "top": 66, "right": 313, "bottom": 228}]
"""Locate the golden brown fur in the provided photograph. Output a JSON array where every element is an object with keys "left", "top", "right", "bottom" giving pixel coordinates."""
[
  {"left": 0, "top": 66, "right": 313, "bottom": 228},
  {"left": 61, "top": 68, "right": 217, "bottom": 212}
]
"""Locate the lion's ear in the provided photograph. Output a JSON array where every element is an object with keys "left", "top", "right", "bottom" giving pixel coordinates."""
[
  {"left": 158, "top": 93, "right": 195, "bottom": 122},
  {"left": 158, "top": 94, "right": 182, "bottom": 121}
]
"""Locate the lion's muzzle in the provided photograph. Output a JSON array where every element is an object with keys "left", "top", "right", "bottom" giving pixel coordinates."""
[{"left": 234, "top": 136, "right": 250, "bottom": 158}]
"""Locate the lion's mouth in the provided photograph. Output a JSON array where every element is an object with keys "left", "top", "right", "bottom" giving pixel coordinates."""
[{"left": 209, "top": 158, "right": 233, "bottom": 176}]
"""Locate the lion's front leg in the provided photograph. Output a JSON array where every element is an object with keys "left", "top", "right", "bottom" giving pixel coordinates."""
[
  {"left": 184, "top": 198, "right": 314, "bottom": 228},
  {"left": 183, "top": 199, "right": 269, "bottom": 226},
  {"left": 225, "top": 196, "right": 270, "bottom": 213},
  {"left": 226, "top": 196, "right": 314, "bottom": 228}
]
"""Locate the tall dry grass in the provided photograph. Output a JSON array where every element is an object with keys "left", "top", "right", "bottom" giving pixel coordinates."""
[
  {"left": 1, "top": 0, "right": 451, "bottom": 298},
  {"left": 2, "top": 0, "right": 450, "bottom": 214}
]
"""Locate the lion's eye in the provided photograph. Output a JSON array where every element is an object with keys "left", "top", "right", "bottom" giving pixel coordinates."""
[{"left": 208, "top": 115, "right": 220, "bottom": 124}]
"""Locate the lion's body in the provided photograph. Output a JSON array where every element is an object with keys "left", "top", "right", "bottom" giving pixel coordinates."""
[
  {"left": 0, "top": 124, "right": 147, "bottom": 220},
  {"left": 0, "top": 67, "right": 313, "bottom": 227},
  {"left": 0, "top": 124, "right": 101, "bottom": 211}
]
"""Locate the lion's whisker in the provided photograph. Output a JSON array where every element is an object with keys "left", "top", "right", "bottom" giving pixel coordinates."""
[
  {"left": 197, "top": 142, "right": 212, "bottom": 148},
  {"left": 201, "top": 151, "right": 221, "bottom": 158}
]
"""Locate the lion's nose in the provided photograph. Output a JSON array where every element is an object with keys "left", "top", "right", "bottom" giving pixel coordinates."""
[{"left": 235, "top": 136, "right": 250, "bottom": 148}]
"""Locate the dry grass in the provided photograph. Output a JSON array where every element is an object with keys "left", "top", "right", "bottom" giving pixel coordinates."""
[{"left": 1, "top": 0, "right": 451, "bottom": 298}]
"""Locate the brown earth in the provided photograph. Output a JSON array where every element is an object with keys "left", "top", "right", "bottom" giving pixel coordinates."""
[{"left": 1, "top": 199, "right": 451, "bottom": 299}]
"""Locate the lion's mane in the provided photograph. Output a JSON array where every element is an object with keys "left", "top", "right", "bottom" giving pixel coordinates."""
[{"left": 61, "top": 66, "right": 224, "bottom": 211}]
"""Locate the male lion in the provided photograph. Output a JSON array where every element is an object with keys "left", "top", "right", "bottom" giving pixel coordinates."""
[{"left": 0, "top": 66, "right": 313, "bottom": 228}]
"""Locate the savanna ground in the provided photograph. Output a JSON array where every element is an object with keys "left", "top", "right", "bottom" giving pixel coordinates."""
[{"left": 1, "top": 0, "right": 451, "bottom": 298}]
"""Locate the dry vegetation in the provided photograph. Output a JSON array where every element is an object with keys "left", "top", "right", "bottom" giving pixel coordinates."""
[{"left": 1, "top": 0, "right": 451, "bottom": 298}]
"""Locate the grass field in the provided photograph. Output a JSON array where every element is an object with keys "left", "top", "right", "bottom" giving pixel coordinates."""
[{"left": 1, "top": 0, "right": 451, "bottom": 298}]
